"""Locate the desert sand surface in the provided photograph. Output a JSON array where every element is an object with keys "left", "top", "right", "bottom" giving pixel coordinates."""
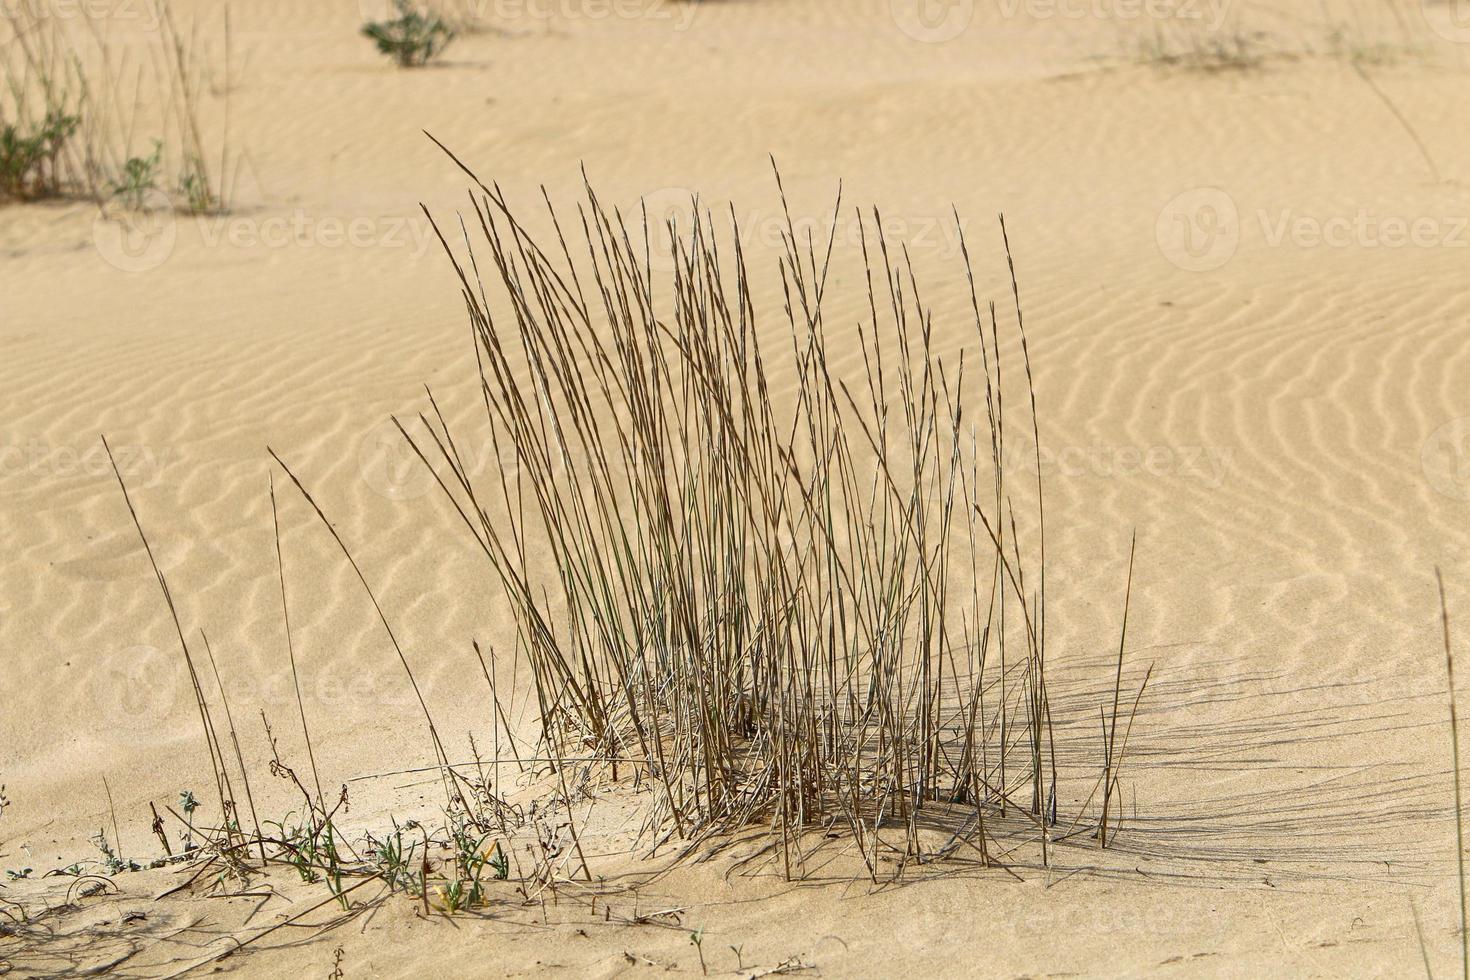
[{"left": 4, "top": 0, "right": 1470, "bottom": 975}]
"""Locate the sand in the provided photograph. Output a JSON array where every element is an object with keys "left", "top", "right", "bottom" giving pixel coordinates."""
[{"left": 4, "top": 0, "right": 1470, "bottom": 975}]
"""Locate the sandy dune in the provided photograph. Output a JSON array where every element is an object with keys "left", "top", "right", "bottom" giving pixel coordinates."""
[{"left": 4, "top": 0, "right": 1470, "bottom": 975}]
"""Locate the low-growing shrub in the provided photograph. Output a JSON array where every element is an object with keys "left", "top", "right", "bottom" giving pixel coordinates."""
[
  {"left": 394, "top": 154, "right": 1153, "bottom": 879},
  {"left": 109, "top": 140, "right": 163, "bottom": 211},
  {"left": 98, "top": 158, "right": 1156, "bottom": 898},
  {"left": 362, "top": 1, "right": 456, "bottom": 68}
]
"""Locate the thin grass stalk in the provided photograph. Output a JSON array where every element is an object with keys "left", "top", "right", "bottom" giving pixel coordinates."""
[
  {"left": 103, "top": 436, "right": 235, "bottom": 843},
  {"left": 1438, "top": 567, "right": 1467, "bottom": 980}
]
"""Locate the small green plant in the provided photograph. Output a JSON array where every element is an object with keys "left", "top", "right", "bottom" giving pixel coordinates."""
[
  {"left": 422, "top": 815, "right": 508, "bottom": 914},
  {"left": 269, "top": 815, "right": 322, "bottom": 885},
  {"left": 89, "top": 830, "right": 139, "bottom": 875},
  {"left": 487, "top": 841, "right": 509, "bottom": 881},
  {"left": 178, "top": 169, "right": 215, "bottom": 214},
  {"left": 0, "top": 786, "right": 20, "bottom": 883},
  {"left": 109, "top": 140, "right": 163, "bottom": 211},
  {"left": 320, "top": 823, "right": 350, "bottom": 910},
  {"left": 438, "top": 877, "right": 469, "bottom": 914},
  {"left": 264, "top": 810, "right": 355, "bottom": 910},
  {"left": 690, "top": 927, "right": 707, "bottom": 976},
  {"left": 447, "top": 817, "right": 491, "bottom": 910},
  {"left": 365, "top": 822, "right": 420, "bottom": 893},
  {"left": 178, "top": 789, "right": 200, "bottom": 851},
  {"left": 361, "top": 1, "right": 456, "bottom": 68},
  {"left": 0, "top": 109, "right": 79, "bottom": 201}
]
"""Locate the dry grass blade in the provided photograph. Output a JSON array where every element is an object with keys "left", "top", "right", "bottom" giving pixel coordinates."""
[
  {"left": 102, "top": 435, "right": 237, "bottom": 847},
  {"left": 1438, "top": 567, "right": 1467, "bottom": 980},
  {"left": 1100, "top": 531, "right": 1137, "bottom": 848},
  {"left": 266, "top": 447, "right": 472, "bottom": 819},
  {"left": 269, "top": 474, "right": 326, "bottom": 812}
]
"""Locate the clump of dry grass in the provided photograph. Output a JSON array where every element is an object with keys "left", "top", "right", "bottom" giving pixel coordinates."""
[
  {"left": 91, "top": 161, "right": 1154, "bottom": 942},
  {"left": 100, "top": 430, "right": 576, "bottom": 940},
  {"left": 393, "top": 147, "right": 1151, "bottom": 880},
  {"left": 0, "top": 1, "right": 235, "bottom": 211},
  {"left": 1131, "top": 26, "right": 1271, "bottom": 74},
  {"left": 1123, "top": 1, "right": 1431, "bottom": 76}
]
